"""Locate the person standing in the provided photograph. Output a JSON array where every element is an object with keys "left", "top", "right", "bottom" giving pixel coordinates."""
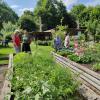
[
  {"left": 54, "top": 35, "right": 61, "bottom": 52},
  {"left": 64, "top": 33, "right": 70, "bottom": 48},
  {"left": 12, "top": 30, "right": 21, "bottom": 53},
  {"left": 22, "top": 30, "right": 32, "bottom": 53}
]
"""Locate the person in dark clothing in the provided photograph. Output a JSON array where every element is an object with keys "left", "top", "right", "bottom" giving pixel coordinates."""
[
  {"left": 54, "top": 35, "right": 62, "bottom": 52},
  {"left": 22, "top": 30, "right": 32, "bottom": 53}
]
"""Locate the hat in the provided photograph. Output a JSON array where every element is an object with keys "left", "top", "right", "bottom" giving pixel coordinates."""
[{"left": 14, "top": 29, "right": 20, "bottom": 33}]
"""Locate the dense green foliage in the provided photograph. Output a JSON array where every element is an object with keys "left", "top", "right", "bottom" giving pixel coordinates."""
[
  {"left": 0, "top": 1, "right": 18, "bottom": 30},
  {"left": 1, "top": 21, "right": 18, "bottom": 38},
  {"left": 57, "top": 43, "right": 100, "bottom": 71},
  {"left": 70, "top": 4, "right": 100, "bottom": 27},
  {"left": 11, "top": 46, "right": 79, "bottom": 99},
  {"left": 34, "top": 0, "right": 76, "bottom": 31},
  {"left": 57, "top": 49, "right": 94, "bottom": 64},
  {"left": 18, "top": 11, "right": 37, "bottom": 32}
]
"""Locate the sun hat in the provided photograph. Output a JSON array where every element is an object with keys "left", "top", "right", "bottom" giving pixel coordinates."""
[{"left": 14, "top": 29, "right": 20, "bottom": 33}]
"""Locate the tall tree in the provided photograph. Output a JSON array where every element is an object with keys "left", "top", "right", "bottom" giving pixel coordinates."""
[
  {"left": 0, "top": 1, "right": 18, "bottom": 30},
  {"left": 18, "top": 10, "right": 37, "bottom": 32},
  {"left": 34, "top": 0, "right": 76, "bottom": 31}
]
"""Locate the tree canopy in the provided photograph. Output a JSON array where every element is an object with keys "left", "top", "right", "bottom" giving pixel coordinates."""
[
  {"left": 18, "top": 10, "right": 37, "bottom": 32},
  {"left": 34, "top": 0, "right": 76, "bottom": 31},
  {"left": 70, "top": 4, "right": 100, "bottom": 27},
  {"left": 0, "top": 1, "right": 18, "bottom": 30}
]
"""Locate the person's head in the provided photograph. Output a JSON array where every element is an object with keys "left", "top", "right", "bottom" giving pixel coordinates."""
[
  {"left": 14, "top": 30, "right": 20, "bottom": 36},
  {"left": 24, "top": 30, "right": 28, "bottom": 35}
]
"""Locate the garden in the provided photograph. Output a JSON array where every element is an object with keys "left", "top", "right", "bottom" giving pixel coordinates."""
[
  {"left": 9, "top": 44, "right": 83, "bottom": 100},
  {"left": 0, "top": 0, "right": 100, "bottom": 99}
]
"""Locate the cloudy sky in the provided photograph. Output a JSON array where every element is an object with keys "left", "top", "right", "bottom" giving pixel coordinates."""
[{"left": 4, "top": 0, "right": 100, "bottom": 16}]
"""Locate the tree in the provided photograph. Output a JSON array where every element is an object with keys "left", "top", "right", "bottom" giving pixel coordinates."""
[
  {"left": 1, "top": 21, "right": 18, "bottom": 38},
  {"left": 34, "top": 0, "right": 76, "bottom": 31},
  {"left": 70, "top": 5, "right": 100, "bottom": 27},
  {"left": 0, "top": 1, "right": 18, "bottom": 30},
  {"left": 18, "top": 10, "right": 37, "bottom": 32},
  {"left": 71, "top": 4, "right": 86, "bottom": 21},
  {"left": 85, "top": 20, "right": 99, "bottom": 42}
]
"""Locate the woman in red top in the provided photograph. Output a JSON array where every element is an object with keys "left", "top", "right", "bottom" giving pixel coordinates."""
[{"left": 12, "top": 30, "right": 21, "bottom": 53}]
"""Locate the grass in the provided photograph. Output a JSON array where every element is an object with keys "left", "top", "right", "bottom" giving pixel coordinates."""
[
  {"left": 0, "top": 43, "right": 14, "bottom": 55},
  {"left": 0, "top": 43, "right": 14, "bottom": 65},
  {"left": 0, "top": 60, "right": 9, "bottom": 64}
]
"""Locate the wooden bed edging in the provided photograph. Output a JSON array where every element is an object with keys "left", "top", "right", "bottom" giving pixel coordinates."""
[
  {"left": 0, "top": 54, "right": 13, "bottom": 100},
  {"left": 52, "top": 52, "right": 100, "bottom": 100}
]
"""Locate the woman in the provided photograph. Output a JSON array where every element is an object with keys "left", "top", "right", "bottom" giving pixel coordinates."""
[
  {"left": 12, "top": 30, "right": 21, "bottom": 53},
  {"left": 22, "top": 30, "right": 32, "bottom": 53},
  {"left": 64, "top": 33, "right": 70, "bottom": 48}
]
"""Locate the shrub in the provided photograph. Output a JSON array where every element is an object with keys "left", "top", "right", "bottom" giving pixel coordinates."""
[
  {"left": 79, "top": 54, "right": 94, "bottom": 64},
  {"left": 57, "top": 50, "right": 73, "bottom": 57},
  {"left": 93, "top": 63, "right": 100, "bottom": 71},
  {"left": 95, "top": 34, "right": 100, "bottom": 42},
  {"left": 37, "top": 40, "right": 51, "bottom": 46},
  {"left": 67, "top": 54, "right": 80, "bottom": 63}
]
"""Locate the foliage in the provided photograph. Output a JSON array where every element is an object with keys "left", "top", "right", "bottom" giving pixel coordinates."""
[
  {"left": 85, "top": 20, "right": 99, "bottom": 42},
  {"left": 18, "top": 11, "right": 37, "bottom": 32},
  {"left": 79, "top": 53, "right": 94, "bottom": 64},
  {"left": 57, "top": 49, "right": 73, "bottom": 57},
  {"left": 70, "top": 5, "right": 100, "bottom": 27},
  {"left": 67, "top": 54, "right": 80, "bottom": 63},
  {"left": 93, "top": 63, "right": 100, "bottom": 71},
  {"left": 11, "top": 46, "right": 79, "bottom": 99},
  {"left": 0, "top": 1, "right": 18, "bottom": 30},
  {"left": 37, "top": 40, "right": 52, "bottom": 46},
  {"left": 34, "top": 0, "right": 76, "bottom": 31},
  {"left": 55, "top": 25, "right": 69, "bottom": 41},
  {"left": 1, "top": 21, "right": 18, "bottom": 37}
]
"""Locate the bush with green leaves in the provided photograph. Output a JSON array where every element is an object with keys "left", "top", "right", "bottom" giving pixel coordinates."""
[
  {"left": 1, "top": 21, "right": 18, "bottom": 38},
  {"left": 79, "top": 53, "right": 94, "bottom": 64},
  {"left": 57, "top": 49, "right": 73, "bottom": 57},
  {"left": 67, "top": 54, "right": 80, "bottom": 63},
  {"left": 54, "top": 25, "right": 69, "bottom": 41},
  {"left": 11, "top": 47, "right": 79, "bottom": 99},
  {"left": 37, "top": 40, "right": 51, "bottom": 46},
  {"left": 93, "top": 63, "right": 100, "bottom": 71}
]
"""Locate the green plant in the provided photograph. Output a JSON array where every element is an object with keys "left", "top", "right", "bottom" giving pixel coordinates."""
[
  {"left": 37, "top": 40, "right": 51, "bottom": 46},
  {"left": 11, "top": 46, "right": 79, "bottom": 99},
  {"left": 95, "top": 34, "right": 100, "bottom": 42},
  {"left": 79, "top": 53, "right": 94, "bottom": 64},
  {"left": 67, "top": 54, "right": 80, "bottom": 62},
  {"left": 57, "top": 49, "right": 73, "bottom": 57},
  {"left": 93, "top": 63, "right": 100, "bottom": 71}
]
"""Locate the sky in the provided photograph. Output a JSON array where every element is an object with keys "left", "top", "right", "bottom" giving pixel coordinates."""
[{"left": 3, "top": 0, "right": 100, "bottom": 16}]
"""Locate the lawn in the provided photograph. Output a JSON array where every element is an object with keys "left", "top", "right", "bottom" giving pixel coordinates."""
[
  {"left": 0, "top": 43, "right": 14, "bottom": 65},
  {"left": 0, "top": 43, "right": 14, "bottom": 55}
]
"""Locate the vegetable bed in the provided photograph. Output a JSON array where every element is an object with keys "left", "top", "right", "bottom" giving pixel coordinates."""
[
  {"left": 10, "top": 45, "right": 83, "bottom": 100},
  {"left": 57, "top": 43, "right": 100, "bottom": 72}
]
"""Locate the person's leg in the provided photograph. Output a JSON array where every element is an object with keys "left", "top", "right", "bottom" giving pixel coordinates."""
[
  {"left": 14, "top": 47, "right": 19, "bottom": 53},
  {"left": 22, "top": 43, "right": 25, "bottom": 52},
  {"left": 26, "top": 43, "right": 31, "bottom": 53}
]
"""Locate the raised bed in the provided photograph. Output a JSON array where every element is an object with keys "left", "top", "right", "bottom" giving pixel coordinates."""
[
  {"left": 52, "top": 52, "right": 100, "bottom": 100},
  {"left": 0, "top": 54, "right": 13, "bottom": 100}
]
